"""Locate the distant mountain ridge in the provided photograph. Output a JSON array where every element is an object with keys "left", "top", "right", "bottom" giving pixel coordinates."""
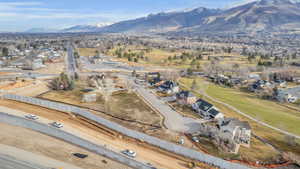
[
  {"left": 25, "top": 0, "right": 300, "bottom": 35},
  {"left": 61, "top": 23, "right": 112, "bottom": 32},
  {"left": 97, "top": 0, "right": 300, "bottom": 34}
]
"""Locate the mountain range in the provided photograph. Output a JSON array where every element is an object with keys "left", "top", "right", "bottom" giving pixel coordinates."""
[{"left": 28, "top": 0, "right": 300, "bottom": 35}]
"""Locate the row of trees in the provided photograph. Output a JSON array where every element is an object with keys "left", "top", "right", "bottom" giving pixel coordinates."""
[{"left": 49, "top": 73, "right": 75, "bottom": 91}]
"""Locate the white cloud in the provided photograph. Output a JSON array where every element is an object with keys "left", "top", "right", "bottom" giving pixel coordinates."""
[{"left": 0, "top": 1, "right": 146, "bottom": 31}]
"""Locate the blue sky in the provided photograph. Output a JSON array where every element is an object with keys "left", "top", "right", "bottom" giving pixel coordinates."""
[{"left": 0, "top": 0, "right": 255, "bottom": 32}]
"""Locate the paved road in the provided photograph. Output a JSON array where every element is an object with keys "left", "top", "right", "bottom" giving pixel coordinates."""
[
  {"left": 0, "top": 144, "right": 84, "bottom": 169},
  {"left": 179, "top": 82, "right": 300, "bottom": 139},
  {"left": 0, "top": 73, "right": 58, "bottom": 80},
  {"left": 66, "top": 42, "right": 77, "bottom": 77},
  {"left": 119, "top": 75, "right": 206, "bottom": 133},
  {"left": 0, "top": 154, "right": 47, "bottom": 169},
  {"left": 136, "top": 86, "right": 206, "bottom": 133}
]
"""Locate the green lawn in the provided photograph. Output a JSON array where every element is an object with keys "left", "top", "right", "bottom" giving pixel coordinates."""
[
  {"left": 205, "top": 84, "right": 300, "bottom": 136},
  {"left": 179, "top": 77, "right": 300, "bottom": 136}
]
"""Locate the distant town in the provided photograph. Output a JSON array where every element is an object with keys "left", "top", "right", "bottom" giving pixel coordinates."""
[{"left": 0, "top": 0, "right": 300, "bottom": 169}]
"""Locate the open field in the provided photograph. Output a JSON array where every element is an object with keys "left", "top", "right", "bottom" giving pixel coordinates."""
[
  {"left": 178, "top": 77, "right": 300, "bottom": 157},
  {"left": 77, "top": 48, "right": 99, "bottom": 57},
  {"left": 105, "top": 45, "right": 255, "bottom": 68},
  {"left": 39, "top": 81, "right": 162, "bottom": 128},
  {"left": 0, "top": 123, "right": 131, "bottom": 169}
]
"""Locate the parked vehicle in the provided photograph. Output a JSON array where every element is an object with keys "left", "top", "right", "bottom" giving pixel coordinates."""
[
  {"left": 51, "top": 122, "right": 63, "bottom": 128},
  {"left": 25, "top": 114, "right": 39, "bottom": 120},
  {"left": 121, "top": 149, "right": 136, "bottom": 158}
]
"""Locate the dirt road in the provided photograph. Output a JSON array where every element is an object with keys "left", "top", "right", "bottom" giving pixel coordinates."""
[{"left": 0, "top": 100, "right": 207, "bottom": 169}]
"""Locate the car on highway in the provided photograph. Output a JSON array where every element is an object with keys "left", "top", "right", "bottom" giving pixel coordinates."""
[
  {"left": 25, "top": 114, "right": 39, "bottom": 120},
  {"left": 121, "top": 149, "right": 136, "bottom": 158},
  {"left": 192, "top": 136, "right": 200, "bottom": 143},
  {"left": 51, "top": 122, "right": 64, "bottom": 128},
  {"left": 146, "top": 163, "right": 157, "bottom": 169}
]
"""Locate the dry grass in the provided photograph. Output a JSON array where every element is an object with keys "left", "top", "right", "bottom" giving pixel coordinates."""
[
  {"left": 77, "top": 48, "right": 99, "bottom": 57},
  {"left": 40, "top": 81, "right": 162, "bottom": 127}
]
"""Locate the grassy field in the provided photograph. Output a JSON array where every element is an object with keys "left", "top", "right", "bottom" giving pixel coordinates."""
[
  {"left": 178, "top": 77, "right": 300, "bottom": 156},
  {"left": 77, "top": 48, "right": 99, "bottom": 57},
  {"left": 78, "top": 46, "right": 255, "bottom": 69},
  {"left": 206, "top": 85, "right": 300, "bottom": 135}
]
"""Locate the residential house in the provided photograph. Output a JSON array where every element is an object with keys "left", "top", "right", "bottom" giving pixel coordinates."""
[
  {"left": 146, "top": 72, "right": 160, "bottom": 81},
  {"left": 248, "top": 74, "right": 260, "bottom": 80},
  {"left": 158, "top": 80, "right": 179, "bottom": 94},
  {"left": 274, "top": 80, "right": 287, "bottom": 88},
  {"left": 192, "top": 99, "right": 224, "bottom": 119},
  {"left": 150, "top": 77, "right": 163, "bottom": 86},
  {"left": 293, "top": 77, "right": 300, "bottom": 84},
  {"left": 218, "top": 118, "right": 251, "bottom": 147},
  {"left": 276, "top": 86, "right": 300, "bottom": 103},
  {"left": 32, "top": 58, "right": 45, "bottom": 70},
  {"left": 176, "top": 91, "right": 197, "bottom": 105},
  {"left": 248, "top": 80, "right": 272, "bottom": 92}
]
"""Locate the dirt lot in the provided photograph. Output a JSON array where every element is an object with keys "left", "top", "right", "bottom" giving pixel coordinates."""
[
  {"left": 0, "top": 99, "right": 213, "bottom": 169},
  {"left": 40, "top": 89, "right": 190, "bottom": 144},
  {"left": 40, "top": 82, "right": 162, "bottom": 132},
  {"left": 3, "top": 80, "right": 50, "bottom": 97},
  {"left": 0, "top": 72, "right": 16, "bottom": 76},
  {"left": 0, "top": 122, "right": 131, "bottom": 169},
  {"left": 0, "top": 80, "right": 32, "bottom": 90}
]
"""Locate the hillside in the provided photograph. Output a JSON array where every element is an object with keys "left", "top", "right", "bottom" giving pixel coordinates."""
[{"left": 98, "top": 0, "right": 300, "bottom": 34}]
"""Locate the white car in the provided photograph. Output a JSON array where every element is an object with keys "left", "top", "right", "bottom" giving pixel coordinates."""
[
  {"left": 192, "top": 136, "right": 200, "bottom": 143},
  {"left": 121, "top": 149, "right": 136, "bottom": 158},
  {"left": 51, "top": 122, "right": 63, "bottom": 128},
  {"left": 25, "top": 114, "right": 39, "bottom": 120}
]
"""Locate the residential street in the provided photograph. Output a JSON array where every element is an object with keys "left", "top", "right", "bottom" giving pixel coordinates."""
[{"left": 119, "top": 74, "right": 207, "bottom": 133}]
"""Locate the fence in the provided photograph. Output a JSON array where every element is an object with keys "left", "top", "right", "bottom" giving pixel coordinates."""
[{"left": 3, "top": 94, "right": 250, "bottom": 169}]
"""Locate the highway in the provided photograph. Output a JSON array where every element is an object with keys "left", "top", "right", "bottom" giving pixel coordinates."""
[
  {"left": 0, "top": 112, "right": 152, "bottom": 169},
  {"left": 66, "top": 42, "right": 77, "bottom": 77},
  {"left": 0, "top": 154, "right": 47, "bottom": 169}
]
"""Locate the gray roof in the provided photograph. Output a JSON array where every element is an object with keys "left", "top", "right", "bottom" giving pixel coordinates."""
[
  {"left": 208, "top": 108, "right": 221, "bottom": 117},
  {"left": 221, "top": 118, "right": 251, "bottom": 130},
  {"left": 279, "top": 86, "right": 300, "bottom": 98},
  {"left": 194, "top": 99, "right": 213, "bottom": 112},
  {"left": 177, "top": 91, "right": 195, "bottom": 98}
]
